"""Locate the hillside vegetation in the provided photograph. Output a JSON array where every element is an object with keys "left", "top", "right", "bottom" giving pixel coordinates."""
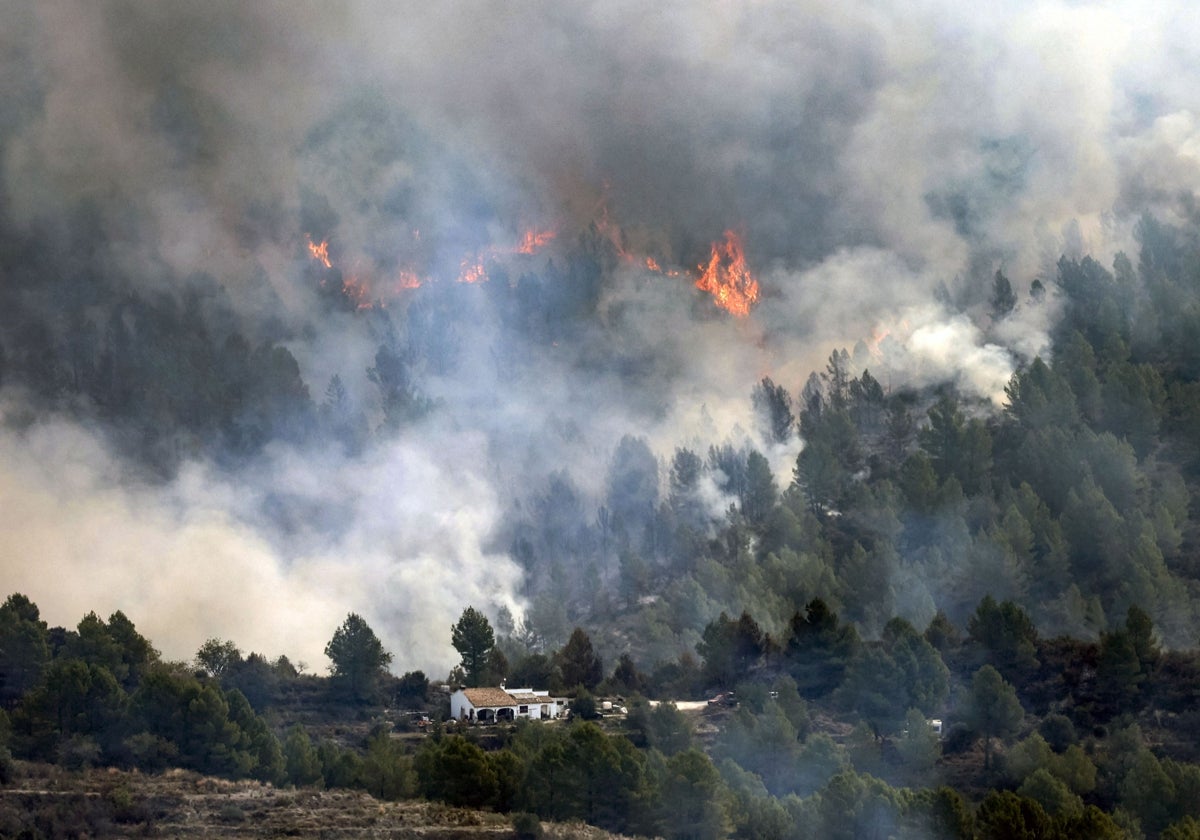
[{"left": 8, "top": 207, "right": 1200, "bottom": 837}]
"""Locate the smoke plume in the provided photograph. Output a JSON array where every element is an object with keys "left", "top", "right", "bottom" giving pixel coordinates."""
[{"left": 3, "top": 1, "right": 1200, "bottom": 671}]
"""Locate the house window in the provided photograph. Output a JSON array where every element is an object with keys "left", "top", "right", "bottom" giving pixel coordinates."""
[{"left": 519, "top": 705, "right": 529, "bottom": 714}]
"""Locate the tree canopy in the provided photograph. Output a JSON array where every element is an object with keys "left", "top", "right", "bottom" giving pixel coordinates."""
[
  {"left": 325, "top": 613, "right": 392, "bottom": 702},
  {"left": 451, "top": 607, "right": 495, "bottom": 688}
]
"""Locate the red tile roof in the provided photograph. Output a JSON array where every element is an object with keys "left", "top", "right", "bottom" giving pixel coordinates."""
[
  {"left": 461, "top": 687, "right": 518, "bottom": 707},
  {"left": 508, "top": 693, "right": 545, "bottom": 703}
]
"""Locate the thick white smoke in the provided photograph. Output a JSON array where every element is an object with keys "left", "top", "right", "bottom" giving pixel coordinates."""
[{"left": 0, "top": 406, "right": 520, "bottom": 673}]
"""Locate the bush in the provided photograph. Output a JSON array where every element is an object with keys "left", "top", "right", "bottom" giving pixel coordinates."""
[
  {"left": 217, "top": 804, "right": 246, "bottom": 823},
  {"left": 941, "top": 723, "right": 975, "bottom": 755},
  {"left": 106, "top": 783, "right": 152, "bottom": 824},
  {"left": 1038, "top": 714, "right": 1078, "bottom": 753},
  {"left": 512, "top": 811, "right": 544, "bottom": 840},
  {"left": 122, "top": 732, "right": 179, "bottom": 771},
  {"left": 106, "top": 784, "right": 133, "bottom": 811},
  {"left": 571, "top": 689, "right": 598, "bottom": 720},
  {"left": 56, "top": 735, "right": 101, "bottom": 770}
]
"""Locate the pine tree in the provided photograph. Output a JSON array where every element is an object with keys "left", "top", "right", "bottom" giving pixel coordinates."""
[{"left": 451, "top": 607, "right": 495, "bottom": 688}]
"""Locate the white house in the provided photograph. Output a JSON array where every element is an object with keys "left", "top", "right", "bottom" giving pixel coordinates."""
[{"left": 450, "top": 687, "right": 565, "bottom": 723}]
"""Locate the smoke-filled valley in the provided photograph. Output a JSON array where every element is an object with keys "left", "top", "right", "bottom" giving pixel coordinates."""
[{"left": 4, "top": 1, "right": 1200, "bottom": 682}]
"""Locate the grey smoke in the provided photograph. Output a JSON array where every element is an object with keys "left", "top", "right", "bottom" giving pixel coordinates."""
[{"left": 3, "top": 1, "right": 1200, "bottom": 671}]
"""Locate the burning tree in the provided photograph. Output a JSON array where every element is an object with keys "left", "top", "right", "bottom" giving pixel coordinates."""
[{"left": 694, "top": 230, "right": 759, "bottom": 316}]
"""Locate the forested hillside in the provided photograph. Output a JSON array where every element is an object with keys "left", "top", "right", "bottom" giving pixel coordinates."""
[
  {"left": 536, "top": 216, "right": 1200, "bottom": 666},
  {"left": 5, "top": 213, "right": 1200, "bottom": 837},
  {"left": 7, "top": 208, "right": 1200, "bottom": 660},
  {"left": 6, "top": 2, "right": 1200, "bottom": 837}
]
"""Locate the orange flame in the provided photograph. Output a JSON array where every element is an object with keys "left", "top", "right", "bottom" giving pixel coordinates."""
[
  {"left": 517, "top": 228, "right": 556, "bottom": 255},
  {"left": 695, "top": 230, "right": 759, "bottom": 316},
  {"left": 591, "top": 198, "right": 631, "bottom": 261},
  {"left": 303, "top": 210, "right": 759, "bottom": 317},
  {"left": 458, "top": 256, "right": 488, "bottom": 284},
  {"left": 864, "top": 325, "right": 891, "bottom": 360},
  {"left": 643, "top": 256, "right": 684, "bottom": 278},
  {"left": 341, "top": 275, "right": 375, "bottom": 310},
  {"left": 454, "top": 227, "right": 554, "bottom": 283},
  {"left": 307, "top": 235, "right": 332, "bottom": 269}
]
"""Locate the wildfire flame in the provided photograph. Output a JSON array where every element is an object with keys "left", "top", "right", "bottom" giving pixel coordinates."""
[
  {"left": 458, "top": 256, "right": 488, "bottom": 284},
  {"left": 306, "top": 236, "right": 332, "bottom": 269},
  {"left": 456, "top": 226, "right": 555, "bottom": 283},
  {"left": 341, "top": 275, "right": 374, "bottom": 310},
  {"left": 517, "top": 228, "right": 556, "bottom": 255},
  {"left": 863, "top": 319, "right": 910, "bottom": 360},
  {"left": 590, "top": 197, "right": 632, "bottom": 261},
  {"left": 643, "top": 256, "right": 683, "bottom": 278},
  {"left": 864, "top": 325, "right": 891, "bottom": 360},
  {"left": 695, "top": 230, "right": 759, "bottom": 316},
  {"left": 302, "top": 214, "right": 757, "bottom": 318}
]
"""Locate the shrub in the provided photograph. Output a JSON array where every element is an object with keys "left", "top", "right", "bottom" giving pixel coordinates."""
[
  {"left": 217, "top": 804, "right": 246, "bottom": 823},
  {"left": 512, "top": 811, "right": 544, "bottom": 840},
  {"left": 941, "top": 723, "right": 975, "bottom": 755},
  {"left": 1038, "top": 714, "right": 1078, "bottom": 753}
]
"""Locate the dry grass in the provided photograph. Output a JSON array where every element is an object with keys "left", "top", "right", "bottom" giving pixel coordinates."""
[{"left": 0, "top": 761, "right": 635, "bottom": 839}]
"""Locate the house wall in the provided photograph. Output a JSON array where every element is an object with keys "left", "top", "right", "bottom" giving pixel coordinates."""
[
  {"left": 449, "top": 690, "right": 475, "bottom": 721},
  {"left": 508, "top": 689, "right": 562, "bottom": 720},
  {"left": 449, "top": 688, "right": 564, "bottom": 721}
]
